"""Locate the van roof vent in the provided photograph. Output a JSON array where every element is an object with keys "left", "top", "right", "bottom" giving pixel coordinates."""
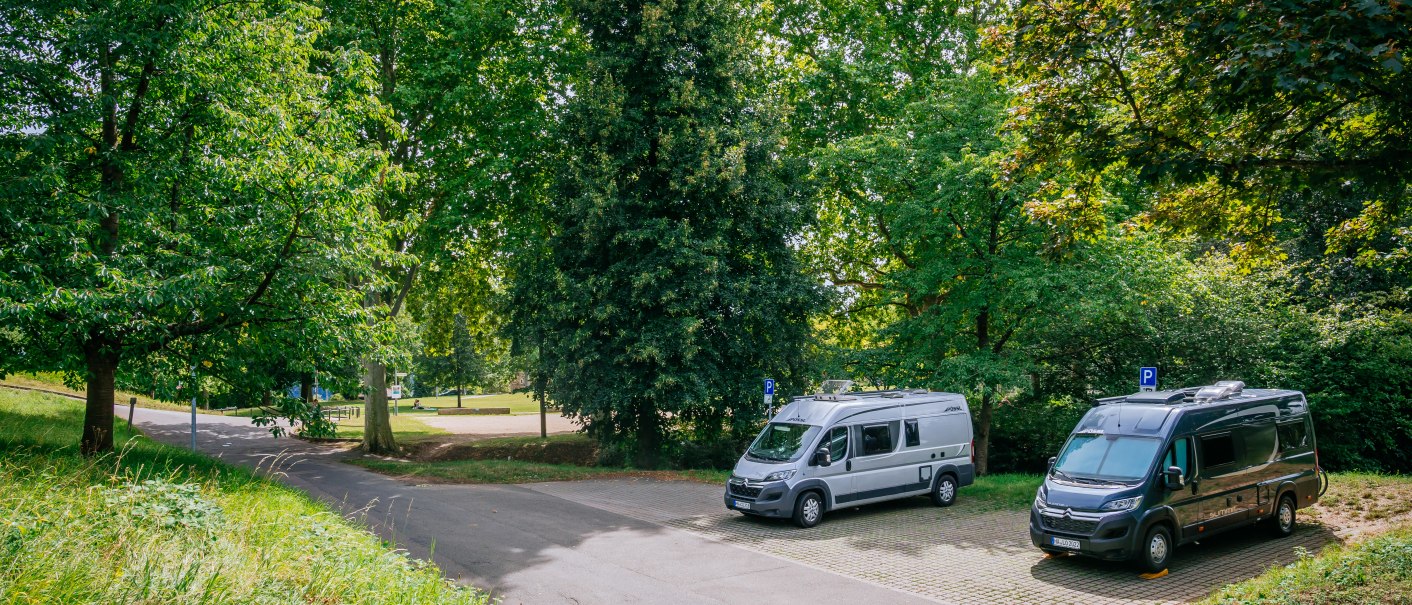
[
  {"left": 816, "top": 379, "right": 857, "bottom": 401},
  {"left": 1214, "top": 380, "right": 1245, "bottom": 395},
  {"left": 1194, "top": 380, "right": 1246, "bottom": 402}
]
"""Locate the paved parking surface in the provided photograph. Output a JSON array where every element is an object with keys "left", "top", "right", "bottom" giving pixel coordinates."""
[{"left": 525, "top": 479, "right": 1337, "bottom": 604}]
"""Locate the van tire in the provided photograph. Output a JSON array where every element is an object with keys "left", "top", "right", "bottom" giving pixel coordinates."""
[
  {"left": 794, "top": 491, "right": 824, "bottom": 528},
  {"left": 931, "top": 474, "right": 958, "bottom": 507},
  {"left": 1136, "top": 525, "right": 1172, "bottom": 573},
  {"left": 1268, "top": 493, "right": 1296, "bottom": 538}
]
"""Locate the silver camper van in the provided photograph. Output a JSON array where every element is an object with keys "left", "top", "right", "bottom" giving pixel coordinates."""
[{"left": 725, "top": 380, "right": 976, "bottom": 527}]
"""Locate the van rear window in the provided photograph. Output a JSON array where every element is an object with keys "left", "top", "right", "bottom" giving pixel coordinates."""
[{"left": 1277, "top": 421, "right": 1309, "bottom": 451}]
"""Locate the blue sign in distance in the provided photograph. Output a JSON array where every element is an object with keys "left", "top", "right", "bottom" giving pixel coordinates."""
[
  {"left": 1140, "top": 367, "right": 1158, "bottom": 389},
  {"left": 764, "top": 379, "right": 776, "bottom": 395}
]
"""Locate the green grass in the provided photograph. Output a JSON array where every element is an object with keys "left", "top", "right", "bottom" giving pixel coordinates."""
[
  {"left": 1, "top": 372, "right": 191, "bottom": 412},
  {"left": 0, "top": 389, "right": 489, "bottom": 604},
  {"left": 329, "top": 413, "right": 449, "bottom": 442},
  {"left": 965, "top": 473, "right": 1043, "bottom": 509},
  {"left": 375, "top": 392, "right": 544, "bottom": 414},
  {"left": 1202, "top": 525, "right": 1412, "bottom": 604}
]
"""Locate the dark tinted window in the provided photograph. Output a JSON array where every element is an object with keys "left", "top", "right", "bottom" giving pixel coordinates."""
[
  {"left": 904, "top": 420, "right": 920, "bottom": 447},
  {"left": 1240, "top": 425, "right": 1278, "bottom": 467},
  {"left": 861, "top": 424, "right": 893, "bottom": 456},
  {"left": 1277, "top": 421, "right": 1309, "bottom": 452},
  {"left": 1199, "top": 433, "right": 1236, "bottom": 469}
]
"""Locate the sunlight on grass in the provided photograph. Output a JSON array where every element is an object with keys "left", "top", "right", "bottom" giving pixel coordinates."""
[{"left": 0, "top": 389, "right": 489, "bottom": 604}]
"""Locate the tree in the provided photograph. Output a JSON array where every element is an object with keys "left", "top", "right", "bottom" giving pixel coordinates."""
[
  {"left": 0, "top": 0, "right": 386, "bottom": 454},
  {"left": 319, "top": 0, "right": 567, "bottom": 453},
  {"left": 998, "top": 0, "right": 1412, "bottom": 263},
  {"left": 415, "top": 313, "right": 483, "bottom": 407},
  {"left": 514, "top": 0, "right": 823, "bottom": 468}
]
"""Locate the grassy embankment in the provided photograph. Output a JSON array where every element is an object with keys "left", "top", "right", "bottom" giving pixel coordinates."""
[
  {"left": 1204, "top": 473, "right": 1412, "bottom": 604},
  {"left": 0, "top": 387, "right": 489, "bottom": 604},
  {"left": 0, "top": 371, "right": 189, "bottom": 412}
]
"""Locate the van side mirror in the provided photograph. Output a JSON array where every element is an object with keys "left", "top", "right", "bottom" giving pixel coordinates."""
[
  {"left": 1047, "top": 456, "right": 1056, "bottom": 472},
  {"left": 1163, "top": 466, "right": 1186, "bottom": 489},
  {"left": 814, "top": 447, "right": 832, "bottom": 467}
]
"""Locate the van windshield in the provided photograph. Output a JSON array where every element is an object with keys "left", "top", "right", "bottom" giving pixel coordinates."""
[
  {"left": 746, "top": 423, "right": 822, "bottom": 463},
  {"left": 1053, "top": 434, "right": 1163, "bottom": 483}
]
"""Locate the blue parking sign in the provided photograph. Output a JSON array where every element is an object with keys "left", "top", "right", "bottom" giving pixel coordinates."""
[
  {"left": 1140, "top": 367, "right": 1158, "bottom": 389},
  {"left": 764, "top": 379, "right": 775, "bottom": 395}
]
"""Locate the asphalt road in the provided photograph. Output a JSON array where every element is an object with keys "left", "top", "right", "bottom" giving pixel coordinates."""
[{"left": 126, "top": 407, "right": 936, "bottom": 605}]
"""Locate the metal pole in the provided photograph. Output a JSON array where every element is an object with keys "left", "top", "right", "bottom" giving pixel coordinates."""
[{"left": 190, "top": 364, "right": 198, "bottom": 451}]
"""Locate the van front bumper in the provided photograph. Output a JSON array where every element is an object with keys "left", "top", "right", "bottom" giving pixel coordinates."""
[
  {"left": 724, "top": 480, "right": 792, "bottom": 517},
  {"left": 1029, "top": 506, "right": 1139, "bottom": 561}
]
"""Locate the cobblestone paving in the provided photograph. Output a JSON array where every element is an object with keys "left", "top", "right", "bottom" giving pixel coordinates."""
[{"left": 524, "top": 479, "right": 1336, "bottom": 604}]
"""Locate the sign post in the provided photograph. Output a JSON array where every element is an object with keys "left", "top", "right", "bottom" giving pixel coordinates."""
[
  {"left": 190, "top": 364, "right": 198, "bottom": 451},
  {"left": 763, "top": 379, "right": 775, "bottom": 417},
  {"left": 1139, "top": 367, "right": 1158, "bottom": 392}
]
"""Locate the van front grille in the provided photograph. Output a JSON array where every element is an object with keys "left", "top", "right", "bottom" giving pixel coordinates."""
[
  {"left": 1042, "top": 513, "right": 1099, "bottom": 535},
  {"left": 728, "top": 482, "right": 762, "bottom": 499}
]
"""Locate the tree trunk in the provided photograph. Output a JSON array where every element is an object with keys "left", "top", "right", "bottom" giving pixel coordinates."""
[
  {"left": 362, "top": 359, "right": 397, "bottom": 454},
  {"left": 634, "top": 401, "right": 661, "bottom": 469},
  {"left": 300, "top": 372, "right": 313, "bottom": 404},
  {"left": 81, "top": 342, "right": 120, "bottom": 455},
  {"left": 974, "top": 308, "right": 992, "bottom": 475},
  {"left": 975, "top": 389, "right": 993, "bottom": 476}
]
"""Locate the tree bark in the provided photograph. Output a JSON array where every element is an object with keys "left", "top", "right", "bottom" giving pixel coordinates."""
[
  {"left": 362, "top": 359, "right": 397, "bottom": 454},
  {"left": 634, "top": 401, "right": 661, "bottom": 469},
  {"left": 974, "top": 307, "right": 992, "bottom": 475},
  {"left": 300, "top": 372, "right": 313, "bottom": 404},
  {"left": 81, "top": 341, "right": 120, "bottom": 455},
  {"left": 975, "top": 389, "right": 993, "bottom": 476}
]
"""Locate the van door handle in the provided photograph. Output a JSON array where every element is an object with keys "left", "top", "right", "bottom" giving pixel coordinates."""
[{"left": 846, "top": 460, "right": 852, "bottom": 471}]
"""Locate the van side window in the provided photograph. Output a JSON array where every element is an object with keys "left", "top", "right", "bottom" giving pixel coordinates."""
[
  {"left": 1164, "top": 438, "right": 1191, "bottom": 477},
  {"left": 904, "top": 420, "right": 920, "bottom": 447},
  {"left": 1239, "top": 424, "right": 1278, "bottom": 467},
  {"left": 1199, "top": 433, "right": 1236, "bottom": 469},
  {"left": 1277, "top": 421, "right": 1308, "bottom": 451},
  {"left": 826, "top": 426, "right": 848, "bottom": 460},
  {"left": 861, "top": 424, "right": 893, "bottom": 456}
]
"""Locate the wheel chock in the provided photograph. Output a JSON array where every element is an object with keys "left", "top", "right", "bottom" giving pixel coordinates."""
[{"left": 1139, "top": 569, "right": 1169, "bottom": 580}]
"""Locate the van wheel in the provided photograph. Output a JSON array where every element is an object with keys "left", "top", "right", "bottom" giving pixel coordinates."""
[
  {"left": 931, "top": 474, "right": 957, "bottom": 507},
  {"left": 1268, "top": 494, "right": 1296, "bottom": 538},
  {"left": 793, "top": 491, "right": 824, "bottom": 528},
  {"left": 1136, "top": 525, "right": 1171, "bottom": 573}
]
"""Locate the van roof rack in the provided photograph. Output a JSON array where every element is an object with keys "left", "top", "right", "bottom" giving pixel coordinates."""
[{"left": 1093, "top": 380, "right": 1251, "bottom": 407}]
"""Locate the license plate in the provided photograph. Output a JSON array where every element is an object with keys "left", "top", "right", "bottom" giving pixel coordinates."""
[
  {"left": 1050, "top": 537, "right": 1080, "bottom": 549},
  {"left": 734, "top": 500, "right": 751, "bottom": 510}
]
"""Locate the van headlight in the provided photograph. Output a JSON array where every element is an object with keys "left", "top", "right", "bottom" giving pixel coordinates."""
[
  {"left": 763, "top": 470, "right": 795, "bottom": 482},
  {"left": 1034, "top": 487, "right": 1048, "bottom": 510},
  {"left": 1100, "top": 495, "right": 1143, "bottom": 511}
]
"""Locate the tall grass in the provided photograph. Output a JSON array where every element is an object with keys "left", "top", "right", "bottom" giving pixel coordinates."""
[{"left": 0, "top": 389, "right": 491, "bottom": 605}]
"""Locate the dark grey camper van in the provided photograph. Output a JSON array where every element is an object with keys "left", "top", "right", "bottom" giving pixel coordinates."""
[{"left": 1029, "top": 381, "right": 1324, "bottom": 572}]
